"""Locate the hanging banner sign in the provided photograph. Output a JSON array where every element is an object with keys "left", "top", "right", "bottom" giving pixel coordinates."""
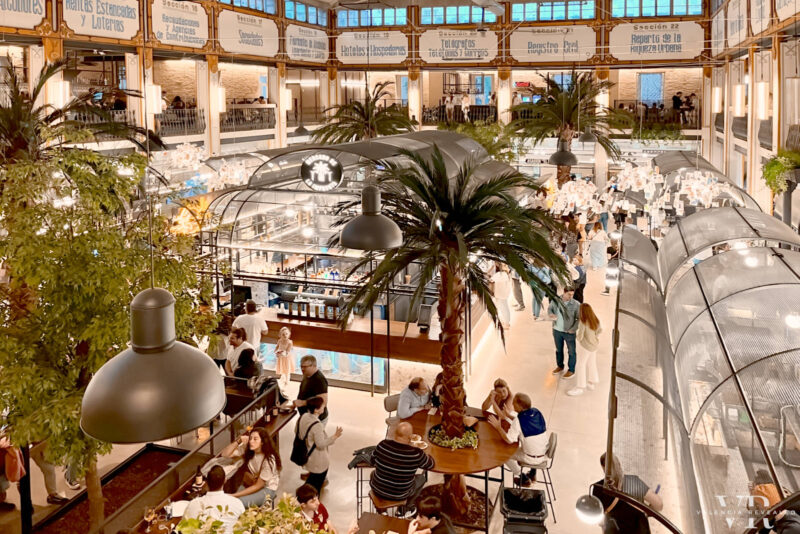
[
  {"left": 608, "top": 22, "right": 704, "bottom": 61},
  {"left": 336, "top": 31, "right": 408, "bottom": 65},
  {"left": 0, "top": 0, "right": 45, "bottom": 29},
  {"left": 286, "top": 24, "right": 328, "bottom": 63},
  {"left": 301, "top": 154, "right": 343, "bottom": 191},
  {"left": 726, "top": 0, "right": 745, "bottom": 47},
  {"left": 218, "top": 11, "right": 278, "bottom": 57},
  {"left": 711, "top": 12, "right": 725, "bottom": 56},
  {"left": 418, "top": 29, "right": 497, "bottom": 63},
  {"left": 63, "top": 0, "right": 139, "bottom": 40},
  {"left": 750, "top": 0, "right": 769, "bottom": 35},
  {"left": 509, "top": 26, "right": 595, "bottom": 63},
  {"left": 151, "top": 0, "right": 208, "bottom": 49},
  {"left": 776, "top": 0, "right": 799, "bottom": 20}
]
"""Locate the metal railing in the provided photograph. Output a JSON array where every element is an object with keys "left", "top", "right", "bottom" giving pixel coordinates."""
[
  {"left": 286, "top": 106, "right": 325, "bottom": 127},
  {"left": 614, "top": 99, "right": 701, "bottom": 129},
  {"left": 67, "top": 109, "right": 138, "bottom": 140},
  {"left": 220, "top": 104, "right": 276, "bottom": 133},
  {"left": 155, "top": 108, "right": 207, "bottom": 137},
  {"left": 421, "top": 104, "right": 497, "bottom": 125}
]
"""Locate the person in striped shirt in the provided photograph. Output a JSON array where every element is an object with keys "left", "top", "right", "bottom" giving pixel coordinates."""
[{"left": 370, "top": 422, "right": 434, "bottom": 507}]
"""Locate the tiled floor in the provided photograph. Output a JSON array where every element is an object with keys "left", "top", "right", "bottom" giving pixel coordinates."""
[{"left": 3, "top": 268, "right": 616, "bottom": 533}]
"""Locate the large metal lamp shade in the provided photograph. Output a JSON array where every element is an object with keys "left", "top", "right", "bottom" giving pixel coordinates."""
[
  {"left": 81, "top": 288, "right": 226, "bottom": 443},
  {"left": 340, "top": 184, "right": 403, "bottom": 251},
  {"left": 575, "top": 494, "right": 604, "bottom": 524},
  {"left": 548, "top": 139, "right": 578, "bottom": 166},
  {"left": 579, "top": 126, "right": 598, "bottom": 143}
]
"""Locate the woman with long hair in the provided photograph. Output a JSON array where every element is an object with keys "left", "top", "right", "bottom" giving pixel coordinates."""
[
  {"left": 588, "top": 221, "right": 609, "bottom": 270},
  {"left": 221, "top": 427, "right": 281, "bottom": 507},
  {"left": 568, "top": 302, "right": 602, "bottom": 396},
  {"left": 481, "top": 378, "right": 514, "bottom": 421}
]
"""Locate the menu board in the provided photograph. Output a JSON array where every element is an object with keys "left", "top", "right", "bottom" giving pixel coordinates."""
[
  {"left": 711, "top": 12, "right": 726, "bottom": 57},
  {"left": 509, "top": 26, "right": 595, "bottom": 63},
  {"left": 1, "top": 0, "right": 45, "bottom": 29},
  {"left": 608, "top": 22, "right": 704, "bottom": 61},
  {"left": 418, "top": 29, "right": 497, "bottom": 63},
  {"left": 63, "top": 0, "right": 139, "bottom": 40},
  {"left": 285, "top": 24, "right": 328, "bottom": 63},
  {"left": 151, "top": 0, "right": 208, "bottom": 49},
  {"left": 336, "top": 31, "right": 408, "bottom": 65},
  {"left": 776, "top": 0, "right": 799, "bottom": 20},
  {"left": 726, "top": 0, "right": 746, "bottom": 47},
  {"left": 218, "top": 10, "right": 279, "bottom": 57}
]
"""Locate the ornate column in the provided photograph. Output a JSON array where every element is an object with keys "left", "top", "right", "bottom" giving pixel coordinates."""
[
  {"left": 408, "top": 66, "right": 422, "bottom": 126},
  {"left": 701, "top": 66, "right": 713, "bottom": 160},
  {"left": 594, "top": 67, "right": 610, "bottom": 188},
  {"left": 497, "top": 66, "right": 511, "bottom": 124},
  {"left": 268, "top": 62, "right": 288, "bottom": 147}
]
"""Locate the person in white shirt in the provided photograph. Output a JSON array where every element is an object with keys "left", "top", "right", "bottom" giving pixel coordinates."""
[
  {"left": 397, "top": 377, "right": 432, "bottom": 419},
  {"left": 444, "top": 93, "right": 454, "bottom": 123},
  {"left": 488, "top": 393, "right": 548, "bottom": 488},
  {"left": 232, "top": 300, "right": 268, "bottom": 355},
  {"left": 225, "top": 327, "right": 255, "bottom": 376},
  {"left": 491, "top": 262, "right": 512, "bottom": 329},
  {"left": 511, "top": 91, "right": 522, "bottom": 107},
  {"left": 184, "top": 466, "right": 244, "bottom": 534},
  {"left": 460, "top": 93, "right": 470, "bottom": 122}
]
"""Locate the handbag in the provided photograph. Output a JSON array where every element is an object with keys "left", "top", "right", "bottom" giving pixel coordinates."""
[
  {"left": 290, "top": 417, "right": 320, "bottom": 467},
  {"left": 4, "top": 447, "right": 26, "bottom": 483}
]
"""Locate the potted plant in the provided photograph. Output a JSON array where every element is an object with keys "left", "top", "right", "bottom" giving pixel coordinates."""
[{"left": 762, "top": 150, "right": 800, "bottom": 194}]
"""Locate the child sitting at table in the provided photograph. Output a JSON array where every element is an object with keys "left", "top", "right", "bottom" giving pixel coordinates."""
[
  {"left": 296, "top": 483, "right": 334, "bottom": 532},
  {"left": 409, "top": 496, "right": 456, "bottom": 534}
]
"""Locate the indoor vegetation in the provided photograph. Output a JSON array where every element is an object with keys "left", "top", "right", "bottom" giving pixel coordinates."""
[
  {"left": 437, "top": 119, "right": 520, "bottom": 163},
  {"left": 762, "top": 149, "right": 800, "bottom": 194}
]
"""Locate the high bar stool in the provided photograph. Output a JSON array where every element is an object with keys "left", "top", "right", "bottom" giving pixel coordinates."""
[
  {"left": 515, "top": 432, "right": 558, "bottom": 523},
  {"left": 368, "top": 490, "right": 408, "bottom": 518}
]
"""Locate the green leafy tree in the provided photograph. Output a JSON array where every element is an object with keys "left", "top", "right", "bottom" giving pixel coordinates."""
[
  {"left": 312, "top": 81, "right": 418, "bottom": 144},
  {"left": 333, "top": 146, "right": 566, "bottom": 513},
  {"left": 507, "top": 71, "right": 622, "bottom": 185},
  {"left": 438, "top": 120, "right": 520, "bottom": 163},
  {"left": 0, "top": 60, "right": 213, "bottom": 530},
  {"left": 762, "top": 150, "right": 800, "bottom": 194}
]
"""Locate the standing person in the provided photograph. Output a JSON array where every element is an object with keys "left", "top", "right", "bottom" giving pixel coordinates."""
[
  {"left": 297, "top": 396, "right": 343, "bottom": 493},
  {"left": 487, "top": 393, "right": 548, "bottom": 487},
  {"left": 220, "top": 427, "right": 281, "bottom": 508},
  {"left": 491, "top": 262, "right": 512, "bottom": 329},
  {"left": 208, "top": 312, "right": 233, "bottom": 369},
  {"left": 444, "top": 93, "right": 455, "bottom": 123},
  {"left": 568, "top": 303, "right": 602, "bottom": 396},
  {"left": 671, "top": 91, "right": 683, "bottom": 122},
  {"left": 296, "top": 484, "right": 333, "bottom": 532},
  {"left": 232, "top": 299, "right": 269, "bottom": 358},
  {"left": 225, "top": 328, "right": 255, "bottom": 376},
  {"left": 548, "top": 288, "right": 580, "bottom": 379},
  {"left": 370, "top": 422, "right": 434, "bottom": 507},
  {"left": 511, "top": 91, "right": 522, "bottom": 108},
  {"left": 481, "top": 379, "right": 514, "bottom": 421},
  {"left": 397, "top": 377, "right": 432, "bottom": 419},
  {"left": 294, "top": 355, "right": 329, "bottom": 426},
  {"left": 511, "top": 269, "right": 525, "bottom": 311},
  {"left": 274, "top": 326, "right": 295, "bottom": 390},
  {"left": 597, "top": 200, "right": 610, "bottom": 232},
  {"left": 588, "top": 222, "right": 609, "bottom": 270},
  {"left": 29, "top": 442, "right": 68, "bottom": 505},
  {"left": 460, "top": 93, "right": 470, "bottom": 122},
  {"left": 572, "top": 255, "right": 587, "bottom": 304},
  {"left": 184, "top": 466, "right": 244, "bottom": 533},
  {"left": 409, "top": 496, "right": 456, "bottom": 534},
  {"left": 528, "top": 264, "right": 552, "bottom": 321},
  {"left": 601, "top": 242, "right": 620, "bottom": 296}
]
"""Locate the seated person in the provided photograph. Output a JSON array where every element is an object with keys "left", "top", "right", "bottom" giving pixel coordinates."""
[
  {"left": 296, "top": 483, "right": 333, "bottom": 532},
  {"left": 481, "top": 378, "right": 514, "bottom": 421},
  {"left": 233, "top": 348, "right": 261, "bottom": 380},
  {"left": 590, "top": 452, "right": 662, "bottom": 533},
  {"left": 220, "top": 427, "right": 281, "bottom": 507},
  {"left": 371, "top": 422, "right": 434, "bottom": 506},
  {"left": 225, "top": 328, "right": 254, "bottom": 376},
  {"left": 430, "top": 373, "right": 444, "bottom": 408},
  {"left": 398, "top": 377, "right": 432, "bottom": 419},
  {"left": 409, "top": 496, "right": 455, "bottom": 534},
  {"left": 184, "top": 466, "right": 244, "bottom": 533},
  {"left": 750, "top": 469, "right": 781, "bottom": 512},
  {"left": 487, "top": 393, "right": 547, "bottom": 487}
]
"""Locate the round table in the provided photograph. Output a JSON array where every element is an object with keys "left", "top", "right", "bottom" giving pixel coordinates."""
[{"left": 404, "top": 408, "right": 518, "bottom": 531}]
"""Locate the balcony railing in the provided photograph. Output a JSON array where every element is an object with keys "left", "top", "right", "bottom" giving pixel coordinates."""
[
  {"left": 286, "top": 107, "right": 325, "bottom": 127},
  {"left": 67, "top": 109, "right": 138, "bottom": 140},
  {"left": 421, "top": 104, "right": 497, "bottom": 125},
  {"left": 155, "top": 108, "right": 207, "bottom": 137},
  {"left": 220, "top": 104, "right": 276, "bottom": 133},
  {"left": 614, "top": 99, "right": 700, "bottom": 129}
]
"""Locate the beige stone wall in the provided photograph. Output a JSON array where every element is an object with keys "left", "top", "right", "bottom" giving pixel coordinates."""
[
  {"left": 614, "top": 68, "right": 702, "bottom": 105},
  {"left": 219, "top": 63, "right": 263, "bottom": 102},
  {"left": 153, "top": 59, "right": 197, "bottom": 104}
]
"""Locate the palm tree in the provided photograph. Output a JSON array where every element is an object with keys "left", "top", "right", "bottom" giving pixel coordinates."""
[
  {"left": 437, "top": 119, "right": 520, "bottom": 164},
  {"left": 312, "top": 81, "right": 417, "bottom": 144},
  {"left": 507, "top": 71, "right": 621, "bottom": 185},
  {"left": 333, "top": 146, "right": 566, "bottom": 513}
]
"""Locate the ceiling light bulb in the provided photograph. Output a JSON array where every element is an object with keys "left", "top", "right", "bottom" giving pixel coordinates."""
[
  {"left": 745, "top": 256, "right": 758, "bottom": 268},
  {"left": 302, "top": 227, "right": 314, "bottom": 238},
  {"left": 786, "top": 314, "right": 800, "bottom": 329},
  {"left": 285, "top": 208, "right": 297, "bottom": 217}
]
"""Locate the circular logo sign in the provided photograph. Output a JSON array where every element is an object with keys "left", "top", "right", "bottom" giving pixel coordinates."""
[{"left": 300, "top": 154, "right": 343, "bottom": 192}]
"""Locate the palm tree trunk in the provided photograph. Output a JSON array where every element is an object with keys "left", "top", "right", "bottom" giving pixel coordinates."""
[
  {"left": 86, "top": 458, "right": 105, "bottom": 532},
  {"left": 556, "top": 165, "right": 572, "bottom": 186},
  {"left": 436, "top": 263, "right": 470, "bottom": 514}
]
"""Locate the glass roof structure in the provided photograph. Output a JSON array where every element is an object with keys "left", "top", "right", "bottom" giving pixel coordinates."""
[{"left": 611, "top": 208, "right": 800, "bottom": 534}]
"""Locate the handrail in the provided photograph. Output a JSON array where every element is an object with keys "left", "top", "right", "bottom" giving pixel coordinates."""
[{"left": 594, "top": 484, "right": 683, "bottom": 534}]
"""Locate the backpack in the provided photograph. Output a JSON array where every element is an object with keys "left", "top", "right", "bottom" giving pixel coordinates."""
[{"left": 290, "top": 416, "right": 320, "bottom": 467}]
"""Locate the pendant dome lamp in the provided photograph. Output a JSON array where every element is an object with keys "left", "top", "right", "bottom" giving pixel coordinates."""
[
  {"left": 579, "top": 126, "right": 598, "bottom": 144},
  {"left": 575, "top": 494, "right": 604, "bottom": 524},
  {"left": 340, "top": 184, "right": 403, "bottom": 251},
  {"left": 549, "top": 139, "right": 578, "bottom": 166}
]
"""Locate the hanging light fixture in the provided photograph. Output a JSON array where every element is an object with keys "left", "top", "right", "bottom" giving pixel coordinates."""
[
  {"left": 294, "top": 123, "right": 310, "bottom": 136},
  {"left": 575, "top": 494, "right": 604, "bottom": 524},
  {"left": 732, "top": 62, "right": 747, "bottom": 118},
  {"left": 549, "top": 139, "right": 578, "bottom": 166},
  {"left": 340, "top": 184, "right": 402, "bottom": 250},
  {"left": 579, "top": 126, "right": 597, "bottom": 144},
  {"left": 81, "top": 288, "right": 226, "bottom": 443}
]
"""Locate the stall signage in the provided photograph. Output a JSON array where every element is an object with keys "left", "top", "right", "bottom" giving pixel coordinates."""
[
  {"left": 750, "top": 0, "right": 769, "bottom": 35},
  {"left": 776, "top": 0, "right": 798, "bottom": 20},
  {"left": 711, "top": 12, "right": 725, "bottom": 56},
  {"left": 301, "top": 154, "right": 343, "bottom": 191},
  {"left": 336, "top": 31, "right": 408, "bottom": 65},
  {"left": 726, "top": 0, "right": 745, "bottom": 47},
  {"left": 608, "top": 22, "right": 704, "bottom": 61},
  {"left": 418, "top": 29, "right": 497, "bottom": 63},
  {"left": 63, "top": 0, "right": 139, "bottom": 40},
  {"left": 286, "top": 24, "right": 328, "bottom": 63},
  {"left": 151, "top": 0, "right": 208, "bottom": 49},
  {"left": 0, "top": 0, "right": 45, "bottom": 29},
  {"left": 509, "top": 26, "right": 595, "bottom": 63},
  {"left": 218, "top": 10, "right": 278, "bottom": 57}
]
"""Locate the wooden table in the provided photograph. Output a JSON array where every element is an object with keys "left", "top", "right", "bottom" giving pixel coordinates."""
[
  {"left": 404, "top": 408, "right": 518, "bottom": 531},
  {"left": 357, "top": 512, "right": 411, "bottom": 534}
]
